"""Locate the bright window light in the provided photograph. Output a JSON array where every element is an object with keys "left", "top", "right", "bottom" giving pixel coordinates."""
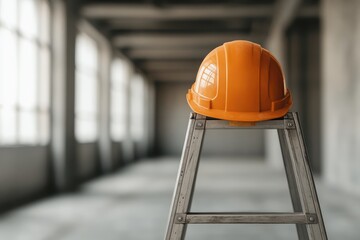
[
  {"left": 19, "top": 111, "right": 37, "bottom": 144},
  {"left": 75, "top": 33, "right": 99, "bottom": 143},
  {"left": 0, "top": 0, "right": 18, "bottom": 29},
  {"left": 130, "top": 74, "right": 145, "bottom": 141},
  {"left": 39, "top": 47, "right": 50, "bottom": 110},
  {"left": 19, "top": 39, "right": 37, "bottom": 110},
  {"left": 0, "top": 28, "right": 18, "bottom": 108},
  {"left": 75, "top": 118, "right": 97, "bottom": 143},
  {"left": 19, "top": 0, "right": 38, "bottom": 38},
  {"left": 0, "top": 0, "right": 51, "bottom": 145},
  {"left": 0, "top": 108, "right": 17, "bottom": 144},
  {"left": 110, "top": 58, "right": 130, "bottom": 141}
]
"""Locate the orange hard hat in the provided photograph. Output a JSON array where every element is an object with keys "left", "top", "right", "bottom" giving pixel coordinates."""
[{"left": 186, "top": 40, "right": 292, "bottom": 122}]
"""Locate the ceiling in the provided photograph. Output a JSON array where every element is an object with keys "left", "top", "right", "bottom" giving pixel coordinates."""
[{"left": 79, "top": 0, "right": 318, "bottom": 82}]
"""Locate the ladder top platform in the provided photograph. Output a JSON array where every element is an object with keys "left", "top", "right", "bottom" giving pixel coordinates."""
[{"left": 191, "top": 112, "right": 296, "bottom": 130}]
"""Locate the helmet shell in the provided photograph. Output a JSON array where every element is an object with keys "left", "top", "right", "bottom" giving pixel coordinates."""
[{"left": 187, "top": 40, "right": 292, "bottom": 122}]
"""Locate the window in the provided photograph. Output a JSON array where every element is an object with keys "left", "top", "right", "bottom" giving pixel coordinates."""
[
  {"left": 195, "top": 56, "right": 217, "bottom": 99},
  {"left": 0, "top": 0, "right": 51, "bottom": 145},
  {"left": 110, "top": 58, "right": 130, "bottom": 141},
  {"left": 130, "top": 74, "right": 145, "bottom": 141},
  {"left": 75, "top": 32, "right": 99, "bottom": 143}
]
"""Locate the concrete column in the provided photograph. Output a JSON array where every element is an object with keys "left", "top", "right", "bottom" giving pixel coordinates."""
[
  {"left": 266, "top": 18, "right": 322, "bottom": 173},
  {"left": 97, "top": 32, "right": 113, "bottom": 172},
  {"left": 266, "top": 34, "right": 287, "bottom": 168},
  {"left": 265, "top": 0, "right": 300, "bottom": 168},
  {"left": 146, "top": 80, "right": 156, "bottom": 156},
  {"left": 322, "top": 0, "right": 360, "bottom": 191},
  {"left": 286, "top": 20, "right": 321, "bottom": 173},
  {"left": 51, "top": 0, "right": 78, "bottom": 191}
]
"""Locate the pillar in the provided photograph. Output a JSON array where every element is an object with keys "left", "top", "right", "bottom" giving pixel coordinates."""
[{"left": 322, "top": 0, "right": 360, "bottom": 191}]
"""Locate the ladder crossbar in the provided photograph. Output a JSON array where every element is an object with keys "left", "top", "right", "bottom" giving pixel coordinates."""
[
  {"left": 176, "top": 212, "right": 317, "bottom": 224},
  {"left": 204, "top": 119, "right": 294, "bottom": 130}
]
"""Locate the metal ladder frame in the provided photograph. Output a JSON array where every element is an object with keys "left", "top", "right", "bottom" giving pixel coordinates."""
[{"left": 164, "top": 112, "right": 327, "bottom": 240}]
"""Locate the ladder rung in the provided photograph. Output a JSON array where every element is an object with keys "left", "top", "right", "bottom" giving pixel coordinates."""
[
  {"left": 176, "top": 212, "right": 317, "bottom": 224},
  {"left": 204, "top": 119, "right": 295, "bottom": 130}
]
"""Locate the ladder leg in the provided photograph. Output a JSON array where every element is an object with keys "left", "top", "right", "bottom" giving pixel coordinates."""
[
  {"left": 278, "top": 113, "right": 328, "bottom": 240},
  {"left": 165, "top": 113, "right": 206, "bottom": 240},
  {"left": 278, "top": 128, "right": 311, "bottom": 240}
]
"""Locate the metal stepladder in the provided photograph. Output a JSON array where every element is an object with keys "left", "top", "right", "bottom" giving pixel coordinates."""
[{"left": 165, "top": 112, "right": 327, "bottom": 240}]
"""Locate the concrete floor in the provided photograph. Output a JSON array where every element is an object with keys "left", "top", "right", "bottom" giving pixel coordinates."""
[{"left": 0, "top": 157, "right": 359, "bottom": 240}]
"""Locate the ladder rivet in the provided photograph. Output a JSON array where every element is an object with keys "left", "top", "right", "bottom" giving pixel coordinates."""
[
  {"left": 287, "top": 122, "right": 293, "bottom": 127},
  {"left": 309, "top": 216, "right": 315, "bottom": 222},
  {"left": 196, "top": 122, "right": 203, "bottom": 127},
  {"left": 177, "top": 216, "right": 183, "bottom": 221}
]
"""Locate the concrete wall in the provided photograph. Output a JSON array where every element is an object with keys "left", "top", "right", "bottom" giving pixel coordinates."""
[
  {"left": 322, "top": 0, "right": 360, "bottom": 192},
  {"left": 155, "top": 82, "right": 265, "bottom": 157},
  {"left": 111, "top": 142, "right": 124, "bottom": 168},
  {"left": 0, "top": 146, "right": 49, "bottom": 208},
  {"left": 286, "top": 19, "right": 321, "bottom": 172},
  {"left": 0, "top": 139, "right": 135, "bottom": 209},
  {"left": 77, "top": 143, "right": 99, "bottom": 181},
  {"left": 266, "top": 19, "right": 322, "bottom": 173}
]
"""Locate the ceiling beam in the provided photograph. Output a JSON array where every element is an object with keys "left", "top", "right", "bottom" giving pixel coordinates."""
[
  {"left": 82, "top": 4, "right": 274, "bottom": 20},
  {"left": 297, "top": 5, "right": 319, "bottom": 18},
  {"left": 148, "top": 71, "right": 196, "bottom": 82},
  {"left": 125, "top": 48, "right": 209, "bottom": 60},
  {"left": 113, "top": 33, "right": 264, "bottom": 48},
  {"left": 139, "top": 61, "right": 200, "bottom": 71},
  {"left": 106, "top": 19, "right": 251, "bottom": 32}
]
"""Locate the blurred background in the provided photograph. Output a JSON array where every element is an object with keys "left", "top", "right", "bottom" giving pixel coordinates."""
[{"left": 0, "top": 0, "right": 359, "bottom": 239}]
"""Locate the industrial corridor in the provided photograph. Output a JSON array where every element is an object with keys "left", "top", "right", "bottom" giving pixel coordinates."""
[{"left": 1, "top": 0, "right": 360, "bottom": 239}]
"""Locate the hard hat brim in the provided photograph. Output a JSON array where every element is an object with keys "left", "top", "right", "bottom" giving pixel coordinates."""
[{"left": 186, "top": 92, "right": 292, "bottom": 122}]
